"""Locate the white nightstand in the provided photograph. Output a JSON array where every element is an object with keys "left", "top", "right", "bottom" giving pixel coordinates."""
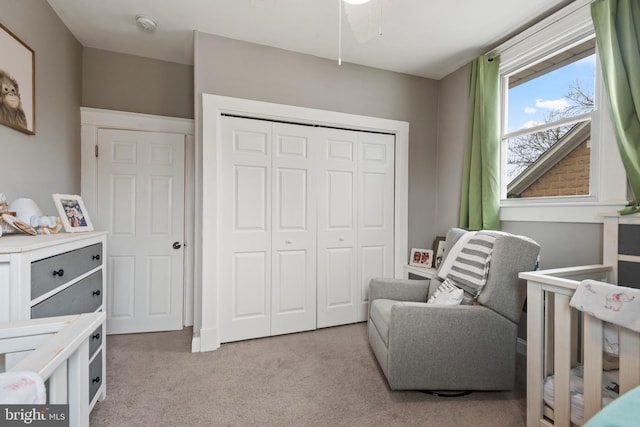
[{"left": 402, "top": 265, "right": 437, "bottom": 280}]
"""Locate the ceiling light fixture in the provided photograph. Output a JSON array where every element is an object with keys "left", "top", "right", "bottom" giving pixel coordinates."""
[
  {"left": 135, "top": 15, "right": 157, "bottom": 32},
  {"left": 338, "top": 0, "right": 381, "bottom": 65}
]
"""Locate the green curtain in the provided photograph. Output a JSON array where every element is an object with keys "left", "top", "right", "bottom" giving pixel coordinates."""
[
  {"left": 592, "top": 0, "right": 640, "bottom": 214},
  {"left": 459, "top": 55, "right": 501, "bottom": 230}
]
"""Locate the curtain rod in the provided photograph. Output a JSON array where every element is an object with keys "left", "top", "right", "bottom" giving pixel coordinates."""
[{"left": 486, "top": 0, "right": 594, "bottom": 59}]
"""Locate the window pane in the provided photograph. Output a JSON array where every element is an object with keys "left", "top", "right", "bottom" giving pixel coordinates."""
[
  {"left": 506, "top": 121, "right": 591, "bottom": 198},
  {"left": 507, "top": 41, "right": 595, "bottom": 133}
]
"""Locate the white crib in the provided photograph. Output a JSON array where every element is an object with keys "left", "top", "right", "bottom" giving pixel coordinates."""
[
  {"left": 0, "top": 312, "right": 105, "bottom": 427},
  {"left": 520, "top": 265, "right": 640, "bottom": 427}
]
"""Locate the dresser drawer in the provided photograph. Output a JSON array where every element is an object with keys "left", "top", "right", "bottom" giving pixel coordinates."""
[
  {"left": 89, "top": 350, "right": 103, "bottom": 403},
  {"left": 89, "top": 325, "right": 103, "bottom": 358},
  {"left": 31, "top": 243, "right": 103, "bottom": 300},
  {"left": 31, "top": 271, "right": 103, "bottom": 318}
]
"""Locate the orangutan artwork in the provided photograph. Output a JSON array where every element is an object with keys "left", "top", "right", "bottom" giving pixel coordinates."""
[
  {"left": 0, "top": 23, "right": 35, "bottom": 134},
  {"left": 0, "top": 69, "right": 28, "bottom": 130}
]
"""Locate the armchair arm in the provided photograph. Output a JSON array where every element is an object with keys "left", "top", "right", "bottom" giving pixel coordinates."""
[
  {"left": 387, "top": 303, "right": 518, "bottom": 390},
  {"left": 369, "top": 278, "right": 429, "bottom": 304}
]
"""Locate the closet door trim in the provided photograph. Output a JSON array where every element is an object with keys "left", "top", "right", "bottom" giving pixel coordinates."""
[{"left": 197, "top": 94, "right": 409, "bottom": 352}]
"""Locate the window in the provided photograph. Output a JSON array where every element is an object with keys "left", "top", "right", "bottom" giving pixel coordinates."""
[
  {"left": 492, "top": 1, "right": 627, "bottom": 222},
  {"left": 504, "top": 38, "right": 595, "bottom": 199}
]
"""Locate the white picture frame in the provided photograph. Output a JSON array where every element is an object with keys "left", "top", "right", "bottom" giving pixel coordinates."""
[
  {"left": 52, "top": 194, "right": 94, "bottom": 233},
  {"left": 409, "top": 248, "right": 433, "bottom": 268}
]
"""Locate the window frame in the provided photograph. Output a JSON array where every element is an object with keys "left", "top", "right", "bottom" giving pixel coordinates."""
[{"left": 491, "top": 1, "right": 627, "bottom": 223}]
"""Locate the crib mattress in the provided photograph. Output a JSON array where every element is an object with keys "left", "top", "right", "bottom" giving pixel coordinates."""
[{"left": 543, "top": 366, "right": 619, "bottom": 426}]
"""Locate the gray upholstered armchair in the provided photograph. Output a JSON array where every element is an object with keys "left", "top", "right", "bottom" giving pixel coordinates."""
[{"left": 368, "top": 228, "right": 540, "bottom": 391}]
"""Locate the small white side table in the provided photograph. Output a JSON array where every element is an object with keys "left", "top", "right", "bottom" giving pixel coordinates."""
[{"left": 402, "top": 265, "right": 437, "bottom": 280}]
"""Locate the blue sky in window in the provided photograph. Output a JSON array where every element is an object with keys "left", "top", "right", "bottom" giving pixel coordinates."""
[{"left": 507, "top": 55, "right": 595, "bottom": 133}]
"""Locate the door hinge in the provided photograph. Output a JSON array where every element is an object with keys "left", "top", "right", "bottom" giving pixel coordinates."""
[{"left": 95, "top": 145, "right": 99, "bottom": 157}]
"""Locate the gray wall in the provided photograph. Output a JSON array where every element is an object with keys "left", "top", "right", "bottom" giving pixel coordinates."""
[
  {"left": 436, "top": 64, "right": 603, "bottom": 268},
  {"left": 82, "top": 48, "right": 194, "bottom": 119},
  {"left": 194, "top": 33, "right": 439, "bottom": 253},
  {"left": 435, "top": 63, "right": 471, "bottom": 237},
  {"left": 0, "top": 0, "right": 83, "bottom": 215}
]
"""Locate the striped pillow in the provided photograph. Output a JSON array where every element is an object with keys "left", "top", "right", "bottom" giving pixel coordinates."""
[
  {"left": 446, "top": 232, "right": 496, "bottom": 298},
  {"left": 427, "top": 279, "right": 464, "bottom": 305}
]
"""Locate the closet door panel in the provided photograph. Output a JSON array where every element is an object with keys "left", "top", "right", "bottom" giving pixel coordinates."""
[
  {"left": 220, "top": 117, "right": 272, "bottom": 342},
  {"left": 233, "top": 252, "right": 268, "bottom": 318},
  {"left": 317, "top": 129, "right": 359, "bottom": 328},
  {"left": 271, "top": 123, "right": 317, "bottom": 335},
  {"left": 357, "top": 133, "right": 395, "bottom": 321}
]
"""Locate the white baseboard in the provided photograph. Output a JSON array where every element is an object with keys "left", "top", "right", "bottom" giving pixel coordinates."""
[{"left": 192, "top": 327, "right": 220, "bottom": 353}]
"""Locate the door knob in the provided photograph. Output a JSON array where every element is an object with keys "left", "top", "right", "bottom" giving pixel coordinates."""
[
  {"left": 338, "top": 236, "right": 345, "bottom": 242},
  {"left": 285, "top": 239, "right": 293, "bottom": 244},
  {"left": 173, "top": 242, "right": 182, "bottom": 250}
]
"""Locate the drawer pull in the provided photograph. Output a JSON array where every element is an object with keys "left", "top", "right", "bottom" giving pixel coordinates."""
[
  {"left": 92, "top": 254, "right": 101, "bottom": 261},
  {"left": 53, "top": 269, "right": 64, "bottom": 277},
  {"left": 92, "top": 376, "right": 101, "bottom": 383},
  {"left": 92, "top": 333, "right": 101, "bottom": 340},
  {"left": 93, "top": 290, "right": 101, "bottom": 296}
]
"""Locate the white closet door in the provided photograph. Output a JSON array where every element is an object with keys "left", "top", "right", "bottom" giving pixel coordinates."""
[
  {"left": 271, "top": 123, "right": 318, "bottom": 335},
  {"left": 357, "top": 133, "right": 395, "bottom": 321},
  {"left": 219, "top": 117, "right": 272, "bottom": 343},
  {"left": 316, "top": 128, "right": 359, "bottom": 328}
]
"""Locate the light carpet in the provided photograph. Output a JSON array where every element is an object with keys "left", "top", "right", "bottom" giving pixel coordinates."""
[{"left": 90, "top": 323, "right": 526, "bottom": 426}]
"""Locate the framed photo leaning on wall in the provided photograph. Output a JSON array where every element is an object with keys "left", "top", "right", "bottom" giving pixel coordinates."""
[
  {"left": 53, "top": 194, "right": 94, "bottom": 232},
  {"left": 410, "top": 248, "right": 433, "bottom": 268},
  {"left": 432, "top": 236, "right": 446, "bottom": 269}
]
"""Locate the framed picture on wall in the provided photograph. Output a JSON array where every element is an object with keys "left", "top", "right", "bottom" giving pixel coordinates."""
[
  {"left": 0, "top": 22, "right": 35, "bottom": 134},
  {"left": 410, "top": 248, "right": 433, "bottom": 268},
  {"left": 53, "top": 194, "right": 94, "bottom": 233}
]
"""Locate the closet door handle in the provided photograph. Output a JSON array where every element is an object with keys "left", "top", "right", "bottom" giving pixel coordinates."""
[
  {"left": 285, "top": 239, "right": 293, "bottom": 244},
  {"left": 338, "top": 236, "right": 345, "bottom": 242}
]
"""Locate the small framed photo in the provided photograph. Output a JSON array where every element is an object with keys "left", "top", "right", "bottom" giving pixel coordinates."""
[
  {"left": 52, "top": 194, "right": 94, "bottom": 233},
  {"left": 432, "top": 236, "right": 446, "bottom": 269},
  {"left": 410, "top": 248, "right": 433, "bottom": 268}
]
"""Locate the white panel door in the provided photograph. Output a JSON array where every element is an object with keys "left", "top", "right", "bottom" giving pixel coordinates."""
[
  {"left": 219, "top": 117, "right": 272, "bottom": 342},
  {"left": 270, "top": 123, "right": 318, "bottom": 335},
  {"left": 316, "top": 128, "right": 359, "bottom": 328},
  {"left": 358, "top": 133, "right": 395, "bottom": 321},
  {"left": 97, "top": 129, "right": 185, "bottom": 334}
]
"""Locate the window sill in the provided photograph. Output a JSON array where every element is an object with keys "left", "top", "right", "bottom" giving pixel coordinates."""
[{"left": 500, "top": 201, "right": 628, "bottom": 223}]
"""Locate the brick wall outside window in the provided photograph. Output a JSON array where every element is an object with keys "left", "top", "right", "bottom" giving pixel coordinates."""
[{"left": 521, "top": 141, "right": 590, "bottom": 198}]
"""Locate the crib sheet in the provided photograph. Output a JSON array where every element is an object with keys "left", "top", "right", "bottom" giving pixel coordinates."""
[{"left": 543, "top": 366, "right": 619, "bottom": 425}]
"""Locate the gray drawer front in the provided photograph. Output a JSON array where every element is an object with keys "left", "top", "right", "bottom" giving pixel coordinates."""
[
  {"left": 89, "top": 325, "right": 103, "bottom": 358},
  {"left": 89, "top": 351, "right": 103, "bottom": 403},
  {"left": 618, "top": 261, "right": 640, "bottom": 289},
  {"left": 619, "top": 224, "right": 640, "bottom": 257},
  {"left": 31, "top": 243, "right": 103, "bottom": 300},
  {"left": 31, "top": 271, "right": 103, "bottom": 318}
]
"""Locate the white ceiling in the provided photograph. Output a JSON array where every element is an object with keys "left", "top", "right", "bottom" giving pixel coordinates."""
[{"left": 46, "top": 0, "right": 570, "bottom": 80}]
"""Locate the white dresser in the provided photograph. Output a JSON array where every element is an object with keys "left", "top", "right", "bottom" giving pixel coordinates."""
[{"left": 0, "top": 231, "right": 107, "bottom": 410}]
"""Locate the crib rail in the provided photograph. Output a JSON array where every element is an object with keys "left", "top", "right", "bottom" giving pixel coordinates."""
[
  {"left": 520, "top": 265, "right": 640, "bottom": 427},
  {"left": 0, "top": 312, "right": 105, "bottom": 427}
]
